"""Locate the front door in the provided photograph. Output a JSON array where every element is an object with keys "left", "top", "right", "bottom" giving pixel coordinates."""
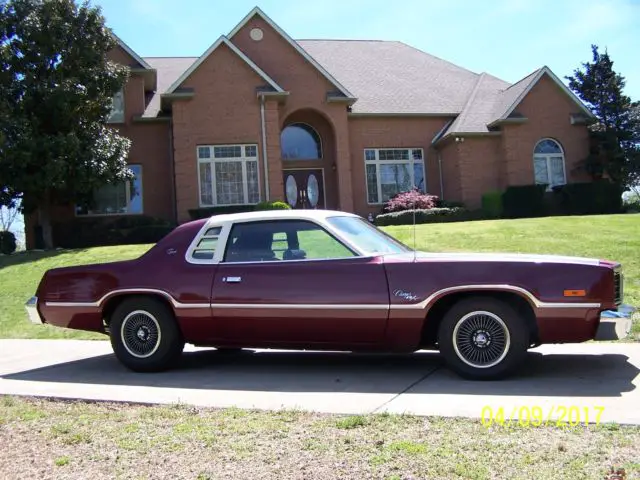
[
  {"left": 210, "top": 219, "right": 389, "bottom": 348},
  {"left": 283, "top": 169, "right": 325, "bottom": 209}
]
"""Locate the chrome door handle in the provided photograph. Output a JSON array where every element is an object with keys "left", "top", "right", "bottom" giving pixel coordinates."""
[{"left": 223, "top": 276, "right": 242, "bottom": 283}]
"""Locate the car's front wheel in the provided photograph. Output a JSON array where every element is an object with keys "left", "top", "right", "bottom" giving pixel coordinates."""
[
  {"left": 109, "top": 297, "right": 184, "bottom": 372},
  {"left": 438, "top": 297, "right": 529, "bottom": 380}
]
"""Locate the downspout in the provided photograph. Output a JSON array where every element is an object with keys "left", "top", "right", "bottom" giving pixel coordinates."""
[
  {"left": 259, "top": 95, "right": 270, "bottom": 201},
  {"left": 438, "top": 151, "right": 445, "bottom": 200},
  {"left": 169, "top": 117, "right": 178, "bottom": 223}
]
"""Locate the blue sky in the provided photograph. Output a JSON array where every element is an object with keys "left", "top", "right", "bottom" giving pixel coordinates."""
[{"left": 95, "top": 0, "right": 640, "bottom": 100}]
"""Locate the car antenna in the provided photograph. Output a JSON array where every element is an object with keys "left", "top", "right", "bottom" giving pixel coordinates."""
[{"left": 412, "top": 189, "right": 417, "bottom": 263}]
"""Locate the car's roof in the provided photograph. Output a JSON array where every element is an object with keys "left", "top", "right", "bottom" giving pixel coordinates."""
[{"left": 206, "top": 209, "right": 360, "bottom": 225}]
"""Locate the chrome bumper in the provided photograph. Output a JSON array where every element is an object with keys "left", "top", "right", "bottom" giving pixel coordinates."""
[
  {"left": 25, "top": 296, "right": 44, "bottom": 325},
  {"left": 596, "top": 304, "right": 636, "bottom": 340}
]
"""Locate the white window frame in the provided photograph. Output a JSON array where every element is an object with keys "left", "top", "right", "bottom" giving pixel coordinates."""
[
  {"left": 107, "top": 89, "right": 125, "bottom": 124},
  {"left": 364, "top": 148, "right": 426, "bottom": 205},
  {"left": 533, "top": 138, "right": 566, "bottom": 190},
  {"left": 197, "top": 144, "right": 261, "bottom": 207},
  {"left": 75, "top": 164, "right": 143, "bottom": 217}
]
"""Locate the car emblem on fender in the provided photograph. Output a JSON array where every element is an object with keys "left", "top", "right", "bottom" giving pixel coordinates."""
[{"left": 393, "top": 289, "right": 419, "bottom": 302}]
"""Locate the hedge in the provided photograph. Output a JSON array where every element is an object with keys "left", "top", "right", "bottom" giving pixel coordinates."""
[
  {"left": 548, "top": 181, "right": 623, "bottom": 215},
  {"left": 374, "top": 207, "right": 475, "bottom": 226},
  {"left": 51, "top": 215, "right": 175, "bottom": 249},
  {"left": 254, "top": 201, "right": 291, "bottom": 211},
  {"left": 188, "top": 205, "right": 255, "bottom": 220},
  {"left": 481, "top": 191, "right": 503, "bottom": 218},
  {"left": 502, "top": 184, "right": 547, "bottom": 218}
]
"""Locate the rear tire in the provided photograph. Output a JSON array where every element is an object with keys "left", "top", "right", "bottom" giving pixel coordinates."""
[
  {"left": 109, "top": 297, "right": 184, "bottom": 372},
  {"left": 438, "top": 297, "right": 529, "bottom": 380}
]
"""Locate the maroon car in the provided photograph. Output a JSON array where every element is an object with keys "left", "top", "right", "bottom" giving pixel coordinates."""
[{"left": 25, "top": 210, "right": 633, "bottom": 379}]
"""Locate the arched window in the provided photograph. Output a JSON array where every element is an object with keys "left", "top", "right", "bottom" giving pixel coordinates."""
[
  {"left": 533, "top": 138, "right": 566, "bottom": 189},
  {"left": 281, "top": 123, "right": 322, "bottom": 160}
]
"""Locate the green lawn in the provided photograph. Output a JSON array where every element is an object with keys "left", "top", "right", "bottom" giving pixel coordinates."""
[{"left": 0, "top": 214, "right": 638, "bottom": 340}]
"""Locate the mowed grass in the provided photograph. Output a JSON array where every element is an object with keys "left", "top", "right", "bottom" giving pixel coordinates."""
[
  {"left": 1, "top": 397, "right": 638, "bottom": 480},
  {"left": 0, "top": 214, "right": 638, "bottom": 339}
]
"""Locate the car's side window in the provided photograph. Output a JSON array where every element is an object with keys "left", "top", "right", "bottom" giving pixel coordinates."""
[
  {"left": 223, "top": 220, "right": 357, "bottom": 263},
  {"left": 191, "top": 226, "right": 221, "bottom": 260}
]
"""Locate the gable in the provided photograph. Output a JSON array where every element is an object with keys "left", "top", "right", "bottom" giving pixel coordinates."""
[
  {"left": 109, "top": 34, "right": 151, "bottom": 69},
  {"left": 493, "top": 67, "right": 593, "bottom": 123},
  {"left": 228, "top": 8, "right": 354, "bottom": 100},
  {"left": 166, "top": 36, "right": 283, "bottom": 94}
]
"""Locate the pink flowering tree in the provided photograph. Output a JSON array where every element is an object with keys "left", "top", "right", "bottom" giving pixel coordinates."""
[{"left": 383, "top": 188, "right": 439, "bottom": 213}]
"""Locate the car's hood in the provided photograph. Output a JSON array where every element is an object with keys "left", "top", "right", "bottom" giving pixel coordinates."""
[{"left": 384, "top": 251, "right": 603, "bottom": 267}]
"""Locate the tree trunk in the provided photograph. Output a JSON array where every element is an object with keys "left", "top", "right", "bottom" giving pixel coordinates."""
[{"left": 39, "top": 196, "right": 54, "bottom": 250}]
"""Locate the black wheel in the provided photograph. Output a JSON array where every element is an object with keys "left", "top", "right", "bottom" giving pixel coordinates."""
[
  {"left": 437, "top": 297, "right": 529, "bottom": 380},
  {"left": 109, "top": 297, "right": 184, "bottom": 372}
]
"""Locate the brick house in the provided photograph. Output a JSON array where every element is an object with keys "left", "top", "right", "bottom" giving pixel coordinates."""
[{"left": 26, "top": 7, "right": 594, "bottom": 247}]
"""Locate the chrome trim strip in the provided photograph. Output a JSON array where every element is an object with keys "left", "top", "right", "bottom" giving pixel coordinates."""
[
  {"left": 43, "top": 285, "right": 602, "bottom": 312},
  {"left": 389, "top": 285, "right": 601, "bottom": 310},
  {"left": 44, "top": 288, "right": 210, "bottom": 310},
  {"left": 211, "top": 303, "right": 389, "bottom": 310}
]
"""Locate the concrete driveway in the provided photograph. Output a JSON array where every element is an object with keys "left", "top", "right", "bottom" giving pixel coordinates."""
[{"left": 1, "top": 339, "right": 639, "bottom": 424}]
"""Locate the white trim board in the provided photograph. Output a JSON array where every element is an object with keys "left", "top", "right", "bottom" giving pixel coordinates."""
[
  {"left": 167, "top": 36, "right": 284, "bottom": 94},
  {"left": 112, "top": 33, "right": 152, "bottom": 70},
  {"left": 496, "top": 66, "right": 593, "bottom": 122},
  {"left": 228, "top": 7, "right": 356, "bottom": 100}
]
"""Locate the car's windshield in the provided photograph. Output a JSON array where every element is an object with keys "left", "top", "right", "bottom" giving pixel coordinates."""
[{"left": 326, "top": 216, "right": 412, "bottom": 255}]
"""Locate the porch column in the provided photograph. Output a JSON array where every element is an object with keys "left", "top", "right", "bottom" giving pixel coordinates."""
[{"left": 263, "top": 99, "right": 284, "bottom": 202}]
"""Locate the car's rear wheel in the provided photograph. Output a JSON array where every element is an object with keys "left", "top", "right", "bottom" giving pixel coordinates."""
[
  {"left": 438, "top": 297, "right": 529, "bottom": 380},
  {"left": 109, "top": 297, "right": 184, "bottom": 372}
]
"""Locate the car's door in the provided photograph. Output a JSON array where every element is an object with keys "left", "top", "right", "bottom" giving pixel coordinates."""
[{"left": 210, "top": 219, "right": 390, "bottom": 347}]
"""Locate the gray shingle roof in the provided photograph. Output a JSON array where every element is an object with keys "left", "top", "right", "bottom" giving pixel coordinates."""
[
  {"left": 143, "top": 57, "right": 197, "bottom": 117},
  {"left": 139, "top": 42, "right": 559, "bottom": 135},
  {"left": 298, "top": 40, "right": 479, "bottom": 115}
]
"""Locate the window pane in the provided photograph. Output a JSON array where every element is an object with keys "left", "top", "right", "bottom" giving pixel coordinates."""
[
  {"left": 365, "top": 149, "right": 376, "bottom": 161},
  {"left": 214, "top": 146, "right": 242, "bottom": 158},
  {"left": 128, "top": 165, "right": 143, "bottom": 214},
  {"left": 366, "top": 164, "right": 379, "bottom": 203},
  {"left": 246, "top": 160, "right": 260, "bottom": 203},
  {"left": 327, "top": 216, "right": 411, "bottom": 254},
  {"left": 379, "top": 149, "right": 409, "bottom": 161},
  {"left": 281, "top": 124, "right": 322, "bottom": 160},
  {"left": 412, "top": 149, "right": 423, "bottom": 160},
  {"left": 93, "top": 182, "right": 127, "bottom": 214},
  {"left": 245, "top": 145, "right": 257, "bottom": 157},
  {"left": 413, "top": 162, "right": 425, "bottom": 192},
  {"left": 215, "top": 161, "right": 244, "bottom": 204},
  {"left": 199, "top": 162, "right": 213, "bottom": 205},
  {"left": 198, "top": 146, "right": 211, "bottom": 159},
  {"left": 224, "top": 220, "right": 355, "bottom": 263},
  {"left": 108, "top": 90, "right": 124, "bottom": 123},
  {"left": 379, "top": 163, "right": 412, "bottom": 201},
  {"left": 533, "top": 156, "right": 549, "bottom": 185},
  {"left": 550, "top": 156, "right": 565, "bottom": 186},
  {"left": 534, "top": 139, "right": 562, "bottom": 154},
  {"left": 298, "top": 229, "right": 354, "bottom": 260}
]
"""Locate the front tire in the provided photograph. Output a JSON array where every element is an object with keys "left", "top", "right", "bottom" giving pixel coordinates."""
[
  {"left": 109, "top": 297, "right": 184, "bottom": 372},
  {"left": 438, "top": 297, "right": 529, "bottom": 380}
]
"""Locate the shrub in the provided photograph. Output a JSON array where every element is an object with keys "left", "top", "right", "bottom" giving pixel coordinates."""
[
  {"left": 374, "top": 207, "right": 472, "bottom": 226},
  {"left": 481, "top": 191, "right": 503, "bottom": 218},
  {"left": 0, "top": 231, "right": 17, "bottom": 254},
  {"left": 502, "top": 184, "right": 547, "bottom": 218},
  {"left": 436, "top": 199, "right": 466, "bottom": 209},
  {"left": 188, "top": 205, "right": 254, "bottom": 220},
  {"left": 254, "top": 201, "right": 291, "bottom": 211},
  {"left": 550, "top": 181, "right": 623, "bottom": 215},
  {"left": 383, "top": 188, "right": 439, "bottom": 213}
]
